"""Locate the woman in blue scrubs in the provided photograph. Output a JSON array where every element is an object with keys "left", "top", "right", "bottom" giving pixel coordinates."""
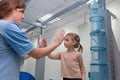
[{"left": 0, "top": 0, "right": 65, "bottom": 80}]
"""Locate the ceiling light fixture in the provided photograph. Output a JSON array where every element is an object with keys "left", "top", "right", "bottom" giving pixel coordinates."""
[
  {"left": 86, "top": 0, "right": 98, "bottom": 4},
  {"left": 38, "top": 14, "right": 52, "bottom": 22},
  {"left": 38, "top": 14, "right": 61, "bottom": 24},
  {"left": 48, "top": 17, "right": 61, "bottom": 24}
]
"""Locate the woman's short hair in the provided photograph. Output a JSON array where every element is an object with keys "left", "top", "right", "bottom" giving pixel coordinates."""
[{"left": 0, "top": 0, "right": 26, "bottom": 19}]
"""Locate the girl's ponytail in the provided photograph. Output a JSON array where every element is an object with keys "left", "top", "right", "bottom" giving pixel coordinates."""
[{"left": 78, "top": 44, "right": 83, "bottom": 53}]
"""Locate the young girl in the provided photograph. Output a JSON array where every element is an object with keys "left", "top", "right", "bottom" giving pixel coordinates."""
[{"left": 48, "top": 33, "right": 86, "bottom": 80}]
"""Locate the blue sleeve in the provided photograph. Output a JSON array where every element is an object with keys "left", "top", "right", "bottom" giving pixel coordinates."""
[{"left": 2, "top": 22, "right": 35, "bottom": 57}]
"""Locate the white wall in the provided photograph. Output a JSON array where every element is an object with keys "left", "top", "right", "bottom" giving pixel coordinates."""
[{"left": 106, "top": 0, "right": 120, "bottom": 49}]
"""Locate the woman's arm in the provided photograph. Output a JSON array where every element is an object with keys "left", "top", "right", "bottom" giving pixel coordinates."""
[{"left": 28, "top": 30, "right": 65, "bottom": 59}]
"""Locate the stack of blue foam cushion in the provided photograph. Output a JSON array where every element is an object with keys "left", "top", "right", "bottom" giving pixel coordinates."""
[{"left": 19, "top": 71, "right": 35, "bottom": 80}]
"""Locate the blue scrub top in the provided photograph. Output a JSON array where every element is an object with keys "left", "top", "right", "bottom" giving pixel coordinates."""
[{"left": 0, "top": 20, "right": 35, "bottom": 80}]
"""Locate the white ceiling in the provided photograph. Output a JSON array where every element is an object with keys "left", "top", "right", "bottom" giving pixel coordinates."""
[
  {"left": 24, "top": 0, "right": 80, "bottom": 21},
  {"left": 21, "top": 0, "right": 114, "bottom": 33}
]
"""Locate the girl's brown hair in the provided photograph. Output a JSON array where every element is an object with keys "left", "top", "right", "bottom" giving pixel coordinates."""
[
  {"left": 66, "top": 33, "right": 83, "bottom": 53},
  {"left": 0, "top": 0, "right": 26, "bottom": 19}
]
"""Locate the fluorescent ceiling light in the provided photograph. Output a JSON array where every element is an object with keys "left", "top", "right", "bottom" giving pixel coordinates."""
[
  {"left": 38, "top": 14, "right": 52, "bottom": 22},
  {"left": 38, "top": 14, "right": 61, "bottom": 24},
  {"left": 86, "top": 0, "right": 98, "bottom": 4},
  {"left": 48, "top": 17, "right": 61, "bottom": 24}
]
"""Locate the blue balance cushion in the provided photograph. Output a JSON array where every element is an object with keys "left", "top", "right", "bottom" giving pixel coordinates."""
[{"left": 19, "top": 71, "right": 35, "bottom": 80}]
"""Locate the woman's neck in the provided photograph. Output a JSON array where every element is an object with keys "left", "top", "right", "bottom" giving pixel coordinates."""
[{"left": 3, "top": 17, "right": 13, "bottom": 22}]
